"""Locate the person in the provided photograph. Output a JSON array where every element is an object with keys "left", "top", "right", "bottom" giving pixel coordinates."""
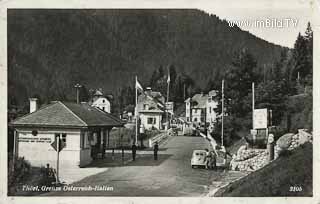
[
  {"left": 131, "top": 143, "right": 137, "bottom": 161},
  {"left": 154, "top": 141, "right": 159, "bottom": 160},
  {"left": 210, "top": 150, "right": 218, "bottom": 170},
  {"left": 205, "top": 148, "right": 210, "bottom": 169}
]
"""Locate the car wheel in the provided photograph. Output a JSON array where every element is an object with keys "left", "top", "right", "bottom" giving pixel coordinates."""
[{"left": 191, "top": 165, "right": 194, "bottom": 168}]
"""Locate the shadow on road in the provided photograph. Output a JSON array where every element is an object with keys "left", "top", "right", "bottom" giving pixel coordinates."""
[
  {"left": 127, "top": 154, "right": 172, "bottom": 166},
  {"left": 84, "top": 153, "right": 172, "bottom": 168}
]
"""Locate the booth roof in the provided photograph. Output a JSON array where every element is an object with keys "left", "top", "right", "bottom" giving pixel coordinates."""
[{"left": 10, "top": 101, "right": 123, "bottom": 128}]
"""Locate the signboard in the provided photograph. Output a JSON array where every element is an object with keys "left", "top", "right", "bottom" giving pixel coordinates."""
[
  {"left": 253, "top": 108, "right": 268, "bottom": 129},
  {"left": 51, "top": 137, "right": 66, "bottom": 152}
]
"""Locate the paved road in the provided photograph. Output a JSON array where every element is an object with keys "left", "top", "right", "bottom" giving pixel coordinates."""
[{"left": 46, "top": 136, "right": 243, "bottom": 196}]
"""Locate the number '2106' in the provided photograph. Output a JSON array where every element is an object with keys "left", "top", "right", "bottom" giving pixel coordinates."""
[{"left": 290, "top": 186, "right": 302, "bottom": 192}]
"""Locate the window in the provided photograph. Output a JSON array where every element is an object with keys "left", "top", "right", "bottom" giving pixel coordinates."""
[
  {"left": 194, "top": 118, "right": 197, "bottom": 122},
  {"left": 102, "top": 99, "right": 105, "bottom": 103},
  {"left": 147, "top": 117, "right": 156, "bottom": 124},
  {"left": 209, "top": 107, "right": 212, "bottom": 113},
  {"left": 102, "top": 107, "right": 105, "bottom": 111}
]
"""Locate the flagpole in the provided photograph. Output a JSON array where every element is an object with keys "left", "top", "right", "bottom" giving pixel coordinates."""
[
  {"left": 166, "top": 68, "right": 170, "bottom": 130},
  {"left": 221, "top": 79, "right": 224, "bottom": 147},
  {"left": 135, "top": 76, "right": 138, "bottom": 146}
]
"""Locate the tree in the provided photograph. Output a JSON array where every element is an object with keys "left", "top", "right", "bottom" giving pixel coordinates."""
[{"left": 212, "top": 49, "right": 257, "bottom": 145}]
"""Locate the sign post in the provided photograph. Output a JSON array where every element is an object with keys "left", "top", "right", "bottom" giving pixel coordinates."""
[
  {"left": 56, "top": 135, "right": 60, "bottom": 183},
  {"left": 51, "top": 135, "right": 66, "bottom": 184}
]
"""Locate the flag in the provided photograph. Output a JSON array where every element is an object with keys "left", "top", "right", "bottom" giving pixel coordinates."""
[
  {"left": 167, "top": 72, "right": 170, "bottom": 84},
  {"left": 135, "top": 78, "right": 143, "bottom": 92}
]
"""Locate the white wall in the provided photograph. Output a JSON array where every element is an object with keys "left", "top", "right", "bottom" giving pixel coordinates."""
[
  {"left": 16, "top": 128, "right": 85, "bottom": 168},
  {"left": 206, "top": 100, "right": 218, "bottom": 123},
  {"left": 191, "top": 108, "right": 203, "bottom": 123},
  {"left": 92, "top": 97, "right": 111, "bottom": 113},
  {"left": 185, "top": 102, "right": 191, "bottom": 122},
  {"left": 139, "top": 113, "right": 162, "bottom": 130}
]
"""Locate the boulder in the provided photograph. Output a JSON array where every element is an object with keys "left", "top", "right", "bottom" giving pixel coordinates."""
[
  {"left": 276, "top": 133, "right": 295, "bottom": 150},
  {"left": 298, "top": 129, "right": 312, "bottom": 145}
]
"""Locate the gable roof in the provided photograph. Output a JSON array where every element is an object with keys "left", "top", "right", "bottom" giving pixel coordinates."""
[
  {"left": 191, "top": 94, "right": 207, "bottom": 109},
  {"left": 10, "top": 101, "right": 123, "bottom": 128}
]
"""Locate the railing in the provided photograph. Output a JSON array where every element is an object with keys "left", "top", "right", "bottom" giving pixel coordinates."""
[{"left": 148, "top": 132, "right": 169, "bottom": 147}]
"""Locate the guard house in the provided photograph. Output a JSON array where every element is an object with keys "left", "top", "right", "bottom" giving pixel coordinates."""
[{"left": 10, "top": 100, "right": 123, "bottom": 168}]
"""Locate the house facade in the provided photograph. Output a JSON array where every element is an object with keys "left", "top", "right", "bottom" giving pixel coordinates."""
[
  {"left": 10, "top": 100, "right": 123, "bottom": 168},
  {"left": 90, "top": 89, "right": 111, "bottom": 113},
  {"left": 137, "top": 87, "right": 165, "bottom": 130},
  {"left": 185, "top": 90, "right": 218, "bottom": 126}
]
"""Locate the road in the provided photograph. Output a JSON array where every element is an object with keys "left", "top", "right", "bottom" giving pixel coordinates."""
[{"left": 45, "top": 135, "right": 244, "bottom": 196}]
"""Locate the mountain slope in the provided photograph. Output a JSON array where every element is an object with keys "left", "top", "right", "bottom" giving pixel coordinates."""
[{"left": 8, "top": 9, "right": 285, "bottom": 105}]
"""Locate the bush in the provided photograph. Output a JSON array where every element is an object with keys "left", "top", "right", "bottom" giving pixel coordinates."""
[{"left": 8, "top": 156, "right": 31, "bottom": 194}]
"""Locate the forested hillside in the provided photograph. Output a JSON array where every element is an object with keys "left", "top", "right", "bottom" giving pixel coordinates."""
[{"left": 8, "top": 9, "right": 285, "bottom": 107}]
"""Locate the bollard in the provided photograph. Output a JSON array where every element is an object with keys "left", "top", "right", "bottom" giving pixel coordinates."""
[
  {"left": 112, "top": 148, "right": 115, "bottom": 161},
  {"left": 267, "top": 134, "right": 275, "bottom": 161}
]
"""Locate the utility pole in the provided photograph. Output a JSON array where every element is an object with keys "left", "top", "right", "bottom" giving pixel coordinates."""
[
  {"left": 135, "top": 76, "right": 138, "bottom": 146},
  {"left": 74, "top": 83, "right": 82, "bottom": 104},
  {"left": 183, "top": 83, "right": 186, "bottom": 101},
  {"left": 252, "top": 82, "right": 255, "bottom": 129},
  {"left": 221, "top": 79, "right": 224, "bottom": 147},
  {"left": 166, "top": 68, "right": 170, "bottom": 130}
]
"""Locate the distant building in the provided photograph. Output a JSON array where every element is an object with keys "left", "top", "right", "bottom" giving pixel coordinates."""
[
  {"left": 10, "top": 99, "right": 123, "bottom": 168},
  {"left": 206, "top": 90, "right": 218, "bottom": 123},
  {"left": 137, "top": 87, "right": 166, "bottom": 130},
  {"left": 185, "top": 90, "right": 218, "bottom": 126},
  {"left": 89, "top": 89, "right": 111, "bottom": 113}
]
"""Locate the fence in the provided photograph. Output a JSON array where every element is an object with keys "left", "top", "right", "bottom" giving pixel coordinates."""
[{"left": 148, "top": 132, "right": 168, "bottom": 147}]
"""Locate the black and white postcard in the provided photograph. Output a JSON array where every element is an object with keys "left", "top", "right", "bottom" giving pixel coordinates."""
[{"left": 1, "top": 0, "right": 319, "bottom": 204}]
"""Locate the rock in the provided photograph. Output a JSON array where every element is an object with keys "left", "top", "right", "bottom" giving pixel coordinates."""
[
  {"left": 276, "top": 133, "right": 295, "bottom": 150},
  {"left": 298, "top": 129, "right": 312, "bottom": 145},
  {"left": 292, "top": 134, "right": 299, "bottom": 140}
]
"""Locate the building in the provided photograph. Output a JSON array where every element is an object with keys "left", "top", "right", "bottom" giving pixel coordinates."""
[
  {"left": 137, "top": 87, "right": 165, "bottom": 130},
  {"left": 10, "top": 99, "right": 123, "bottom": 168},
  {"left": 206, "top": 90, "right": 218, "bottom": 123},
  {"left": 185, "top": 90, "right": 218, "bottom": 126},
  {"left": 89, "top": 89, "right": 111, "bottom": 113}
]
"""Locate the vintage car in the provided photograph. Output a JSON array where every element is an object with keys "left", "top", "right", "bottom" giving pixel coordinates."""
[{"left": 190, "top": 150, "right": 207, "bottom": 168}]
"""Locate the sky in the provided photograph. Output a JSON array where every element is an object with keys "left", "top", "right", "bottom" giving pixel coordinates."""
[{"left": 200, "top": 0, "right": 315, "bottom": 48}]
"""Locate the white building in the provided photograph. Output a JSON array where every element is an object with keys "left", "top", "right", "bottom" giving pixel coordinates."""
[
  {"left": 206, "top": 90, "right": 218, "bottom": 123},
  {"left": 185, "top": 90, "right": 218, "bottom": 126},
  {"left": 10, "top": 99, "right": 123, "bottom": 168},
  {"left": 90, "top": 89, "right": 111, "bottom": 113},
  {"left": 137, "top": 87, "right": 165, "bottom": 130}
]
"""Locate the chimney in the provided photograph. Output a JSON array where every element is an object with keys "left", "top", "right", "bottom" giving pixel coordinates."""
[{"left": 29, "top": 98, "right": 38, "bottom": 113}]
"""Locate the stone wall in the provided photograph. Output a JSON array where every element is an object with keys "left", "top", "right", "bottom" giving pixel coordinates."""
[
  {"left": 274, "top": 129, "right": 312, "bottom": 159},
  {"left": 230, "top": 148, "right": 269, "bottom": 171},
  {"left": 230, "top": 129, "right": 312, "bottom": 172}
]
